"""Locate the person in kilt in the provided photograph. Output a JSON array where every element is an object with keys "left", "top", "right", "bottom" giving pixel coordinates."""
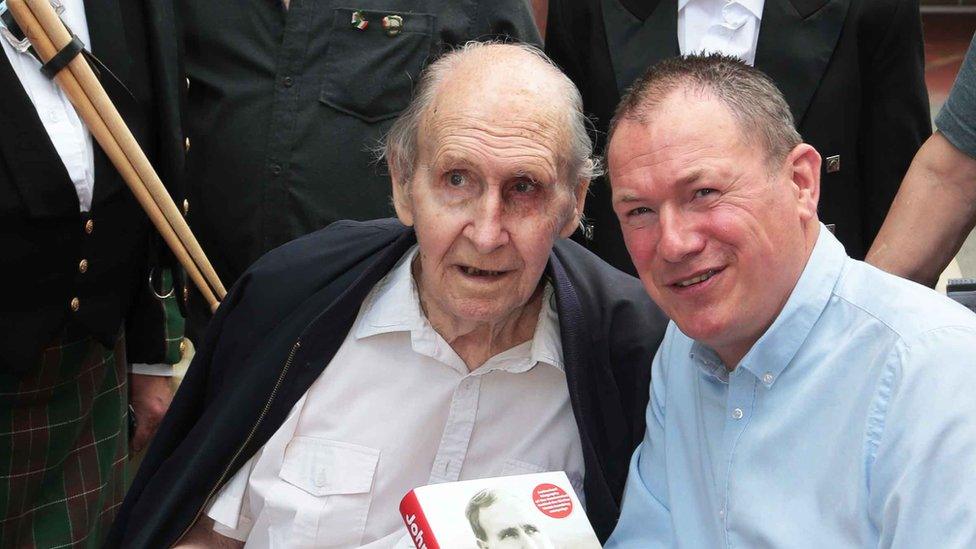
[{"left": 0, "top": 0, "right": 185, "bottom": 546}]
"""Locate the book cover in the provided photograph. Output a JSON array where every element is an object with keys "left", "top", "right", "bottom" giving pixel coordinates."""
[{"left": 399, "top": 471, "right": 600, "bottom": 549}]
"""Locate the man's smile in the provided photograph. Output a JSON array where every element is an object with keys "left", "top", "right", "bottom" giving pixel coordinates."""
[{"left": 665, "top": 267, "right": 726, "bottom": 293}]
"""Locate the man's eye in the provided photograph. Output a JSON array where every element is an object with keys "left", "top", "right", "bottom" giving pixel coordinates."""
[
  {"left": 627, "top": 206, "right": 654, "bottom": 217},
  {"left": 513, "top": 180, "right": 537, "bottom": 194},
  {"left": 694, "top": 188, "right": 716, "bottom": 199},
  {"left": 448, "top": 171, "right": 466, "bottom": 187},
  {"left": 523, "top": 525, "right": 539, "bottom": 534}
]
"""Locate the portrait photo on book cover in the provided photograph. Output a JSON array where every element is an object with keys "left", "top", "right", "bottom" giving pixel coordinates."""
[{"left": 463, "top": 486, "right": 595, "bottom": 549}]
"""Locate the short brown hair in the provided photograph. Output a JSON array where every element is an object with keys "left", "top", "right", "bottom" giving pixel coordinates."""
[{"left": 608, "top": 54, "right": 802, "bottom": 168}]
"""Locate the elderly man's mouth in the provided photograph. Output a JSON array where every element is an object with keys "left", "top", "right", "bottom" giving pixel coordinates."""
[{"left": 456, "top": 265, "right": 511, "bottom": 278}]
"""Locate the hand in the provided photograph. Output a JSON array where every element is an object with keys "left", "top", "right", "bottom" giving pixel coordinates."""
[{"left": 129, "top": 373, "right": 174, "bottom": 453}]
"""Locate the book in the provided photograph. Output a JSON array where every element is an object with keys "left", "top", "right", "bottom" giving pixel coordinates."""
[{"left": 399, "top": 471, "right": 601, "bottom": 549}]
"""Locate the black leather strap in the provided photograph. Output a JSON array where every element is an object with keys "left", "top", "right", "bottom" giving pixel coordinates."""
[{"left": 40, "top": 34, "right": 82, "bottom": 78}]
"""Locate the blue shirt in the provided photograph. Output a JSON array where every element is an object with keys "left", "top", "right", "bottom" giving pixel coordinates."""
[{"left": 607, "top": 226, "right": 976, "bottom": 548}]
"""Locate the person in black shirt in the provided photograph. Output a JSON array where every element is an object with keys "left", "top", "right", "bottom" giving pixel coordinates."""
[{"left": 180, "top": 0, "right": 541, "bottom": 340}]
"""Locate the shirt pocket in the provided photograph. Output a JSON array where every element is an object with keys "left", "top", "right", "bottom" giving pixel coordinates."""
[
  {"left": 277, "top": 436, "right": 381, "bottom": 548},
  {"left": 319, "top": 7, "right": 436, "bottom": 123}
]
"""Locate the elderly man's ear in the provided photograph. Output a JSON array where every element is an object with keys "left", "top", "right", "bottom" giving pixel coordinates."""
[
  {"left": 390, "top": 158, "right": 415, "bottom": 227},
  {"left": 559, "top": 178, "right": 591, "bottom": 238},
  {"left": 787, "top": 143, "right": 821, "bottom": 222}
]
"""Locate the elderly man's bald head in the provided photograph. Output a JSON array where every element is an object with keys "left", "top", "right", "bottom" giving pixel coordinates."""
[{"left": 382, "top": 42, "right": 599, "bottom": 188}]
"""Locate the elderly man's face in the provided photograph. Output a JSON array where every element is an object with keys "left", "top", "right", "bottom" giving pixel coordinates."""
[
  {"left": 608, "top": 92, "right": 818, "bottom": 366},
  {"left": 393, "top": 76, "right": 586, "bottom": 328}
]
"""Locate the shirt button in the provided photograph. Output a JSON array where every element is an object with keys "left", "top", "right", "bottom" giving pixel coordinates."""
[
  {"left": 270, "top": 163, "right": 282, "bottom": 175},
  {"left": 84, "top": 219, "right": 94, "bottom": 234},
  {"left": 183, "top": 199, "right": 190, "bottom": 216},
  {"left": 282, "top": 75, "right": 293, "bottom": 88},
  {"left": 719, "top": 508, "right": 726, "bottom": 518},
  {"left": 762, "top": 372, "right": 774, "bottom": 385},
  {"left": 731, "top": 407, "right": 744, "bottom": 420},
  {"left": 184, "top": 137, "right": 191, "bottom": 151},
  {"left": 70, "top": 297, "right": 80, "bottom": 312},
  {"left": 78, "top": 259, "right": 88, "bottom": 273}
]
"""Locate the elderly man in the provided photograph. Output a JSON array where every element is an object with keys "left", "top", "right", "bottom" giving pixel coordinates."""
[
  {"left": 107, "top": 43, "right": 666, "bottom": 548},
  {"left": 604, "top": 55, "right": 976, "bottom": 548}
]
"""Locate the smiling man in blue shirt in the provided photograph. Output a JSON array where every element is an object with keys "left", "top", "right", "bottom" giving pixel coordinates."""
[{"left": 603, "top": 54, "right": 976, "bottom": 548}]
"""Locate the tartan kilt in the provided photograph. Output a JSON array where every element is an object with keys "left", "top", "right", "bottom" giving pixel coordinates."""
[{"left": 0, "top": 327, "right": 128, "bottom": 548}]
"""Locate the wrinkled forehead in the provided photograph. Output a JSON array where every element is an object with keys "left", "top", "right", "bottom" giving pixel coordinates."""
[{"left": 418, "top": 66, "right": 572, "bottom": 167}]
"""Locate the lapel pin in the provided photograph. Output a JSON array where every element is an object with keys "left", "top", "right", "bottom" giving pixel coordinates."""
[
  {"left": 351, "top": 10, "right": 369, "bottom": 31},
  {"left": 382, "top": 14, "right": 403, "bottom": 37},
  {"left": 826, "top": 155, "right": 840, "bottom": 173}
]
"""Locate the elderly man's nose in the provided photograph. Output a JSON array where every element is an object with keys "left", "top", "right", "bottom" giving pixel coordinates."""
[
  {"left": 463, "top": 198, "right": 509, "bottom": 252},
  {"left": 658, "top": 210, "right": 704, "bottom": 263}
]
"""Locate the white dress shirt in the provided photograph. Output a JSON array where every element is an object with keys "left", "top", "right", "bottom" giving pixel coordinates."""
[
  {"left": 206, "top": 246, "right": 585, "bottom": 548},
  {"left": 1, "top": 0, "right": 94, "bottom": 211},
  {"left": 678, "top": 0, "right": 765, "bottom": 66}
]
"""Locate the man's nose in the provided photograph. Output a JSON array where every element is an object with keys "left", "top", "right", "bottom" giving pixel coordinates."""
[
  {"left": 657, "top": 208, "right": 704, "bottom": 263},
  {"left": 462, "top": 194, "right": 510, "bottom": 253}
]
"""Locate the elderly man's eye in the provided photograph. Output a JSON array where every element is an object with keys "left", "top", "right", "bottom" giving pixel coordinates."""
[
  {"left": 523, "top": 524, "right": 539, "bottom": 534},
  {"left": 628, "top": 206, "right": 654, "bottom": 217},
  {"left": 694, "top": 188, "right": 717, "bottom": 199},
  {"left": 513, "top": 180, "right": 537, "bottom": 194},
  {"left": 448, "top": 171, "right": 466, "bottom": 187}
]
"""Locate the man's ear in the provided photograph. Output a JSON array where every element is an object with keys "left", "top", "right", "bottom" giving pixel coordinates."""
[
  {"left": 560, "top": 178, "right": 591, "bottom": 238},
  {"left": 389, "top": 153, "right": 415, "bottom": 227},
  {"left": 786, "top": 143, "right": 821, "bottom": 222}
]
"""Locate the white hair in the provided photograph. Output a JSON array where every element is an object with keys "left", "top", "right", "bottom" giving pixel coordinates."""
[{"left": 379, "top": 41, "right": 602, "bottom": 188}]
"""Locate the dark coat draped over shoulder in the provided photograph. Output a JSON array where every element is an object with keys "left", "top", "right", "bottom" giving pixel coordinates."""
[{"left": 107, "top": 219, "right": 668, "bottom": 547}]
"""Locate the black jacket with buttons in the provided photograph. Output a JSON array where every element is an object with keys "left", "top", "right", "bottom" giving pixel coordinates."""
[
  {"left": 0, "top": 0, "right": 184, "bottom": 370},
  {"left": 108, "top": 219, "right": 668, "bottom": 546}
]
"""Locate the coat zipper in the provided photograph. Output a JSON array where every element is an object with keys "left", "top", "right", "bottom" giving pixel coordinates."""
[{"left": 172, "top": 339, "right": 302, "bottom": 545}]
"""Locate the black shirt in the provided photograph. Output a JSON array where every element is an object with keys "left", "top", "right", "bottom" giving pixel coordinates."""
[{"left": 180, "top": 0, "right": 540, "bottom": 336}]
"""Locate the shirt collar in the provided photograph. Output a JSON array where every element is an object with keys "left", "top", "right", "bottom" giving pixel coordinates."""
[
  {"left": 354, "top": 246, "right": 565, "bottom": 373},
  {"left": 678, "top": 0, "right": 766, "bottom": 20},
  {"left": 354, "top": 245, "right": 426, "bottom": 338},
  {"left": 692, "top": 224, "right": 845, "bottom": 387}
]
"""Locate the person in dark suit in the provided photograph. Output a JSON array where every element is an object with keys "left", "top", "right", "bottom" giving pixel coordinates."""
[
  {"left": 108, "top": 43, "right": 667, "bottom": 548},
  {"left": 544, "top": 0, "right": 930, "bottom": 273},
  {"left": 0, "top": 0, "right": 184, "bottom": 544}
]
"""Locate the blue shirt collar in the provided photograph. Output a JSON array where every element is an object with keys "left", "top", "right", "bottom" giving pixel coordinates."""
[{"left": 692, "top": 224, "right": 846, "bottom": 386}]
